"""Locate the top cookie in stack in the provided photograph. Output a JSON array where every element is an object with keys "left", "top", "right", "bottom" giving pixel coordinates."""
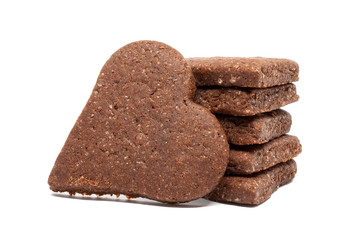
[
  {"left": 188, "top": 57, "right": 299, "bottom": 88},
  {"left": 188, "top": 57, "right": 301, "bottom": 205}
]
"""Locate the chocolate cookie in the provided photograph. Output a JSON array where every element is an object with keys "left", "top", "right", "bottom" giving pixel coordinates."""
[
  {"left": 206, "top": 159, "right": 297, "bottom": 205},
  {"left": 48, "top": 41, "right": 229, "bottom": 203},
  {"left": 227, "top": 135, "right": 302, "bottom": 175},
  {"left": 217, "top": 109, "right": 292, "bottom": 145},
  {"left": 187, "top": 57, "right": 299, "bottom": 88},
  {"left": 194, "top": 84, "right": 299, "bottom": 116}
]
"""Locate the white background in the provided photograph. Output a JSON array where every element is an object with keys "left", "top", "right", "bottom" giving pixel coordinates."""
[{"left": 1, "top": 0, "right": 359, "bottom": 239}]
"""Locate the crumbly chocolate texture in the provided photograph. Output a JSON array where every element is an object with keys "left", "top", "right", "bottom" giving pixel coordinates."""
[
  {"left": 227, "top": 135, "right": 301, "bottom": 175},
  {"left": 48, "top": 41, "right": 229, "bottom": 203},
  {"left": 206, "top": 159, "right": 297, "bottom": 205},
  {"left": 187, "top": 57, "right": 299, "bottom": 88},
  {"left": 194, "top": 84, "right": 299, "bottom": 116},
  {"left": 217, "top": 109, "right": 292, "bottom": 145}
]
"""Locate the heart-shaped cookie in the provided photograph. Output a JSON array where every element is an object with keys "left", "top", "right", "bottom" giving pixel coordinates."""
[{"left": 48, "top": 41, "right": 229, "bottom": 203}]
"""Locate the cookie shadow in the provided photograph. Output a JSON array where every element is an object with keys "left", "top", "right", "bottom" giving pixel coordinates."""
[
  {"left": 51, "top": 193, "right": 213, "bottom": 208},
  {"left": 209, "top": 201, "right": 262, "bottom": 208}
]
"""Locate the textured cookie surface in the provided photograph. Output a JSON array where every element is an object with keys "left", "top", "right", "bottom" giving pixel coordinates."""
[
  {"left": 227, "top": 135, "right": 302, "bottom": 175},
  {"left": 194, "top": 84, "right": 299, "bottom": 116},
  {"left": 206, "top": 159, "right": 297, "bottom": 205},
  {"left": 187, "top": 57, "right": 299, "bottom": 88},
  {"left": 217, "top": 109, "right": 292, "bottom": 145},
  {"left": 48, "top": 41, "right": 229, "bottom": 203}
]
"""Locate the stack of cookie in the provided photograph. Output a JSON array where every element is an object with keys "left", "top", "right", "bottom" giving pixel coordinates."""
[
  {"left": 48, "top": 41, "right": 302, "bottom": 205},
  {"left": 188, "top": 57, "right": 302, "bottom": 205}
]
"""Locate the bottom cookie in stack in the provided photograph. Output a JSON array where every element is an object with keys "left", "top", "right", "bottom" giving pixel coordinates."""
[{"left": 205, "top": 159, "right": 297, "bottom": 205}]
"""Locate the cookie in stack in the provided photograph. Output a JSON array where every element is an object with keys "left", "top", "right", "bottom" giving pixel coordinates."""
[{"left": 188, "top": 57, "right": 302, "bottom": 205}]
